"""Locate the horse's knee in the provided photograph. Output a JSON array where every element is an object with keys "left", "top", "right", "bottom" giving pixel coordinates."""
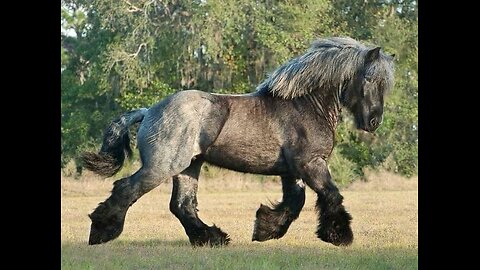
[
  {"left": 169, "top": 200, "right": 183, "bottom": 217},
  {"left": 170, "top": 189, "right": 195, "bottom": 219}
]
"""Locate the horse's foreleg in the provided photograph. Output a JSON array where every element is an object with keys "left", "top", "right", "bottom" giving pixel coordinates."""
[
  {"left": 88, "top": 167, "right": 165, "bottom": 245},
  {"left": 170, "top": 158, "right": 230, "bottom": 247},
  {"left": 301, "top": 157, "right": 353, "bottom": 246},
  {"left": 252, "top": 176, "right": 305, "bottom": 241}
]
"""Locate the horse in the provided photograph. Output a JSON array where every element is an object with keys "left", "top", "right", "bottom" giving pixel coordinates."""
[{"left": 82, "top": 37, "right": 395, "bottom": 247}]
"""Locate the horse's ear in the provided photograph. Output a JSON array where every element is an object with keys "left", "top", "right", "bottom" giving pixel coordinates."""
[{"left": 366, "top": 47, "right": 381, "bottom": 62}]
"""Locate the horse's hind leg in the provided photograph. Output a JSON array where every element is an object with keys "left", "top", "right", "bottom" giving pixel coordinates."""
[
  {"left": 88, "top": 167, "right": 165, "bottom": 245},
  {"left": 252, "top": 176, "right": 306, "bottom": 241},
  {"left": 170, "top": 157, "right": 230, "bottom": 247}
]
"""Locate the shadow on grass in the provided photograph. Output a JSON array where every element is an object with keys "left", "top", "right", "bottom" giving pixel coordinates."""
[
  {"left": 120, "top": 239, "right": 192, "bottom": 247},
  {"left": 62, "top": 238, "right": 191, "bottom": 248},
  {"left": 62, "top": 239, "right": 418, "bottom": 270}
]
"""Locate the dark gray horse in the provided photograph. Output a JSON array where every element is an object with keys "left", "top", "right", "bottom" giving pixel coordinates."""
[{"left": 82, "top": 37, "right": 395, "bottom": 247}]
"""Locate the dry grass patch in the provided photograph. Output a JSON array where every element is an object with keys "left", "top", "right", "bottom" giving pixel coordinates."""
[{"left": 61, "top": 170, "right": 417, "bottom": 269}]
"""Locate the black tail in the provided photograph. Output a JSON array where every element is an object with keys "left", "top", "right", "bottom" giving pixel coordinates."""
[{"left": 81, "top": 108, "right": 148, "bottom": 177}]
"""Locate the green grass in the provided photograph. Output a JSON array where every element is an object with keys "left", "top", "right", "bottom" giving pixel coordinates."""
[
  {"left": 62, "top": 170, "right": 417, "bottom": 269},
  {"left": 62, "top": 242, "right": 417, "bottom": 270}
]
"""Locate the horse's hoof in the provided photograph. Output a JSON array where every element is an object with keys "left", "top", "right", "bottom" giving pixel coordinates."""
[
  {"left": 207, "top": 225, "right": 230, "bottom": 247},
  {"left": 190, "top": 225, "right": 230, "bottom": 247},
  {"left": 317, "top": 211, "right": 353, "bottom": 246},
  {"left": 252, "top": 204, "right": 290, "bottom": 242},
  {"left": 88, "top": 220, "right": 124, "bottom": 245},
  {"left": 317, "top": 224, "right": 353, "bottom": 246},
  {"left": 88, "top": 204, "right": 126, "bottom": 245}
]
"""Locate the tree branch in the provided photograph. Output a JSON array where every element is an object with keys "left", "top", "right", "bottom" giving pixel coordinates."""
[
  {"left": 128, "top": 43, "right": 147, "bottom": 58},
  {"left": 124, "top": 0, "right": 143, "bottom": 13}
]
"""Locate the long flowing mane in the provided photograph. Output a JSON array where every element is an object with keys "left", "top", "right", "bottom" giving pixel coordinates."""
[{"left": 256, "top": 37, "right": 372, "bottom": 99}]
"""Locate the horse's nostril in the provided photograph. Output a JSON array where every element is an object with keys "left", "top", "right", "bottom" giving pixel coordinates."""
[{"left": 369, "top": 118, "right": 378, "bottom": 128}]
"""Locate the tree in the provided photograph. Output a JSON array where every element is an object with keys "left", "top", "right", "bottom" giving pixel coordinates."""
[
  {"left": 328, "top": 0, "right": 418, "bottom": 182},
  {"left": 61, "top": 0, "right": 418, "bottom": 184}
]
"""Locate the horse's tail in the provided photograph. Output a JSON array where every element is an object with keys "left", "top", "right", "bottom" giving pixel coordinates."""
[{"left": 81, "top": 108, "right": 148, "bottom": 177}]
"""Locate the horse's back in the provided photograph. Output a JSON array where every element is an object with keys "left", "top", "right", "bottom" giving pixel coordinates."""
[
  {"left": 136, "top": 90, "right": 289, "bottom": 176},
  {"left": 136, "top": 90, "right": 228, "bottom": 173}
]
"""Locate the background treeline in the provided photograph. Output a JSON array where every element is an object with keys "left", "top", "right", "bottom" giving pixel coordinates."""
[{"left": 61, "top": 0, "right": 417, "bottom": 185}]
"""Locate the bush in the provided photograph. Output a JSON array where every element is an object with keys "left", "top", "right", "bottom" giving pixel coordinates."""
[{"left": 328, "top": 147, "right": 359, "bottom": 187}]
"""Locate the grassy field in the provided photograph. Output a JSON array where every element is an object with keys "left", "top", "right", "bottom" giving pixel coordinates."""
[{"left": 61, "top": 169, "right": 418, "bottom": 269}]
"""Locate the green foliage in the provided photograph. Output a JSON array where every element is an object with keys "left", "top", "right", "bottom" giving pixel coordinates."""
[
  {"left": 331, "top": 117, "right": 391, "bottom": 183},
  {"left": 327, "top": 0, "right": 418, "bottom": 180},
  {"left": 328, "top": 147, "right": 358, "bottom": 187},
  {"left": 61, "top": 0, "right": 418, "bottom": 182},
  {"left": 373, "top": 13, "right": 418, "bottom": 177},
  {"left": 116, "top": 81, "right": 176, "bottom": 111}
]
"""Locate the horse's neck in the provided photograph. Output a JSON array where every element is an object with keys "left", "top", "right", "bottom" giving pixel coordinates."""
[{"left": 303, "top": 87, "right": 341, "bottom": 132}]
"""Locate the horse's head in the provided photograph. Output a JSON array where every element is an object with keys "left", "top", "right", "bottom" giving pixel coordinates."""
[{"left": 343, "top": 47, "right": 395, "bottom": 133}]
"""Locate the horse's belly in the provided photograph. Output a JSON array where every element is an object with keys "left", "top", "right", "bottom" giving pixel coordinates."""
[{"left": 204, "top": 143, "right": 287, "bottom": 175}]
